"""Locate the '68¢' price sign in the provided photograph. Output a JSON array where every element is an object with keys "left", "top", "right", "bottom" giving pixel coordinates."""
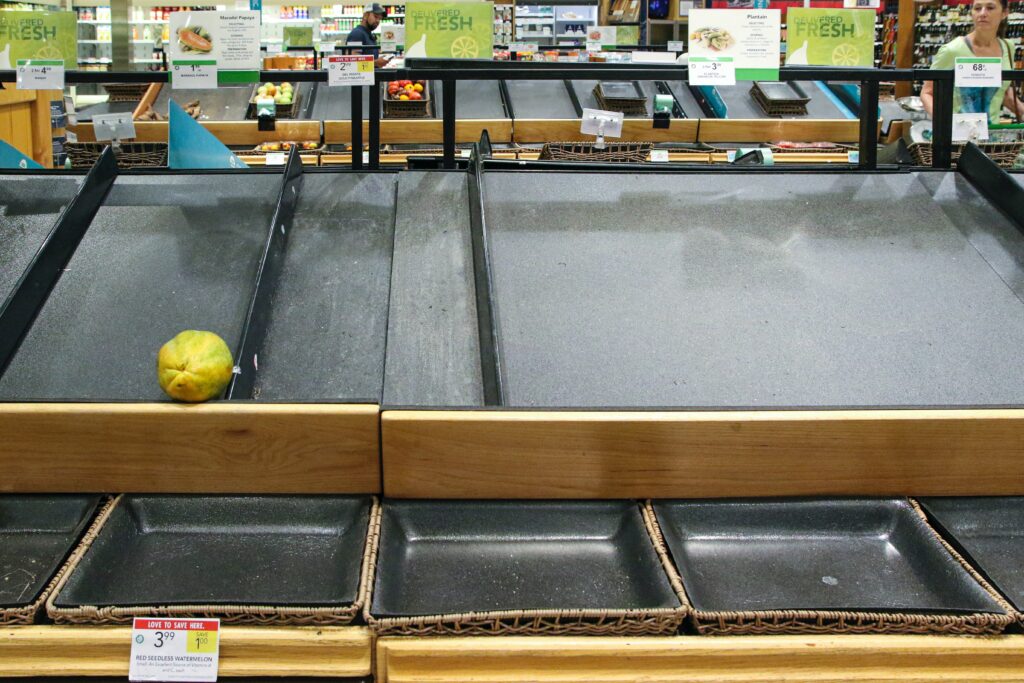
[{"left": 129, "top": 617, "right": 221, "bottom": 682}]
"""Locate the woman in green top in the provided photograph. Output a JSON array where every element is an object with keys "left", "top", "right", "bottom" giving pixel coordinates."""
[{"left": 921, "top": 0, "right": 1024, "bottom": 123}]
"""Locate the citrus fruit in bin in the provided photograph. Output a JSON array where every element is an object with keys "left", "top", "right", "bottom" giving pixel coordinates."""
[{"left": 157, "top": 330, "right": 234, "bottom": 402}]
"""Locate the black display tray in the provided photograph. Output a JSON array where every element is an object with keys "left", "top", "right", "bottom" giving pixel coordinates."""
[
  {"left": 368, "top": 500, "right": 685, "bottom": 636},
  {"left": 49, "top": 495, "right": 374, "bottom": 625},
  {"left": 0, "top": 175, "right": 83, "bottom": 308},
  {"left": 919, "top": 497, "right": 1024, "bottom": 614},
  {"left": 0, "top": 495, "right": 101, "bottom": 622},
  {"left": 652, "top": 498, "right": 1010, "bottom": 634}
]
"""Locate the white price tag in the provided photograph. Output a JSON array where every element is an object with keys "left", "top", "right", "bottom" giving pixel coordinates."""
[
  {"left": 265, "top": 152, "right": 286, "bottom": 165},
  {"left": 689, "top": 56, "right": 736, "bottom": 86},
  {"left": 460, "top": 149, "right": 472, "bottom": 158},
  {"left": 93, "top": 112, "right": 136, "bottom": 142},
  {"left": 667, "top": 40, "right": 685, "bottom": 53},
  {"left": 16, "top": 60, "right": 64, "bottom": 91},
  {"left": 318, "top": 41, "right": 336, "bottom": 53},
  {"left": 362, "top": 151, "right": 369, "bottom": 164},
  {"left": 631, "top": 51, "right": 677, "bottom": 64},
  {"left": 509, "top": 42, "right": 538, "bottom": 53},
  {"left": 677, "top": 0, "right": 693, "bottom": 15},
  {"left": 586, "top": 40, "right": 602, "bottom": 52},
  {"left": 328, "top": 55, "right": 374, "bottom": 87},
  {"left": 650, "top": 149, "right": 670, "bottom": 162},
  {"left": 172, "top": 60, "right": 218, "bottom": 89},
  {"left": 952, "top": 112, "right": 989, "bottom": 142},
  {"left": 129, "top": 618, "right": 220, "bottom": 682},
  {"left": 955, "top": 57, "right": 1002, "bottom": 88},
  {"left": 843, "top": 0, "right": 881, "bottom": 6}
]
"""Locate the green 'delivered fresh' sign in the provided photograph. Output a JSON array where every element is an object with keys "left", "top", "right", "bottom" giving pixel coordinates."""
[
  {"left": 404, "top": 2, "right": 493, "bottom": 59},
  {"left": 785, "top": 8, "right": 875, "bottom": 68},
  {"left": 0, "top": 11, "right": 78, "bottom": 69}
]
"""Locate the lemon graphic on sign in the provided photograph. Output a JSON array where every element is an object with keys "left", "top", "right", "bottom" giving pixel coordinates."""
[
  {"left": 450, "top": 36, "right": 479, "bottom": 58},
  {"left": 33, "top": 44, "right": 64, "bottom": 60},
  {"left": 831, "top": 43, "right": 860, "bottom": 66}
]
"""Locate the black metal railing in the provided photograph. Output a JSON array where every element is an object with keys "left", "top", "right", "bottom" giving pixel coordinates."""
[{"left": 2, "top": 61, "right": 1019, "bottom": 171}]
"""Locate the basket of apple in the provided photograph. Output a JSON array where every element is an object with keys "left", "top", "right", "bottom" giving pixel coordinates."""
[
  {"left": 384, "top": 79, "right": 431, "bottom": 118},
  {"left": 249, "top": 82, "right": 301, "bottom": 119}
]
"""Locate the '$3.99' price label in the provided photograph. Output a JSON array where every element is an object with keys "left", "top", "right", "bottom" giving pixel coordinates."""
[{"left": 129, "top": 618, "right": 221, "bottom": 682}]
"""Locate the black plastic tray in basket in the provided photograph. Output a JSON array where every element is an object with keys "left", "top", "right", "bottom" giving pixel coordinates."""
[
  {"left": 750, "top": 81, "right": 810, "bottom": 117},
  {"left": 1, "top": 496, "right": 101, "bottom": 609},
  {"left": 53, "top": 495, "right": 371, "bottom": 609},
  {"left": 371, "top": 501, "right": 680, "bottom": 619},
  {"left": 653, "top": 498, "right": 1004, "bottom": 615},
  {"left": 919, "top": 497, "right": 1024, "bottom": 613}
]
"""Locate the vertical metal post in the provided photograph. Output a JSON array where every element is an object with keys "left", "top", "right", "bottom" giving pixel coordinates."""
[
  {"left": 442, "top": 78, "right": 456, "bottom": 169},
  {"left": 858, "top": 79, "right": 879, "bottom": 170},
  {"left": 369, "top": 80, "right": 380, "bottom": 170},
  {"left": 932, "top": 76, "right": 954, "bottom": 169},
  {"left": 351, "top": 85, "right": 364, "bottom": 169}
]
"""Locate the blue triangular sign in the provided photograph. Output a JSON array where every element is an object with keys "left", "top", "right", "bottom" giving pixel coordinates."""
[
  {"left": 168, "top": 100, "right": 246, "bottom": 169},
  {"left": 0, "top": 140, "right": 43, "bottom": 170}
]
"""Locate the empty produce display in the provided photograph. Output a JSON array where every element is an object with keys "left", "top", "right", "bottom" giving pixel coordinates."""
[{"left": 4, "top": 56, "right": 1024, "bottom": 683}]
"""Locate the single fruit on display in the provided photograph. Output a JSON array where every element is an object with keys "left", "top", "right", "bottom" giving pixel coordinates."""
[
  {"left": 157, "top": 330, "right": 234, "bottom": 402},
  {"left": 412, "top": 82, "right": 423, "bottom": 92},
  {"left": 399, "top": 94, "right": 410, "bottom": 100},
  {"left": 408, "top": 91, "right": 422, "bottom": 100}
]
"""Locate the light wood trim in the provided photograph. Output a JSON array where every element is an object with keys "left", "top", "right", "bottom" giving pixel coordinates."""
[
  {"left": 69, "top": 120, "right": 322, "bottom": 144},
  {"left": 132, "top": 83, "right": 163, "bottom": 120},
  {"left": 323, "top": 119, "right": 514, "bottom": 144},
  {"left": 376, "top": 635, "right": 1024, "bottom": 683},
  {"left": 0, "top": 626, "right": 371, "bottom": 677},
  {"left": 0, "top": 89, "right": 37, "bottom": 106},
  {"left": 698, "top": 118, "right": 864, "bottom": 143},
  {"left": 382, "top": 409, "right": 1024, "bottom": 499},
  {"left": 513, "top": 118, "right": 699, "bottom": 143},
  {"left": 0, "top": 403, "right": 380, "bottom": 494}
]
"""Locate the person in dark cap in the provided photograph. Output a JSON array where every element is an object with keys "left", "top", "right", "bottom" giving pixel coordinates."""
[{"left": 346, "top": 3, "right": 392, "bottom": 67}]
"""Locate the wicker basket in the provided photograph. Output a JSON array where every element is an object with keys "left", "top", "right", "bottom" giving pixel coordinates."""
[
  {"left": 364, "top": 502, "right": 690, "bottom": 637},
  {"left": 539, "top": 141, "right": 652, "bottom": 163},
  {"left": 646, "top": 499, "right": 1016, "bottom": 637},
  {"left": 383, "top": 83, "right": 432, "bottom": 119},
  {"left": 46, "top": 496, "right": 381, "bottom": 626},
  {"left": 750, "top": 82, "right": 810, "bottom": 117},
  {"left": 247, "top": 89, "right": 303, "bottom": 119},
  {"left": 593, "top": 84, "right": 648, "bottom": 117},
  {"left": 65, "top": 142, "right": 168, "bottom": 169},
  {"left": 103, "top": 84, "right": 151, "bottom": 103},
  {"left": 768, "top": 143, "right": 857, "bottom": 155},
  {"left": 907, "top": 140, "right": 1024, "bottom": 169}
]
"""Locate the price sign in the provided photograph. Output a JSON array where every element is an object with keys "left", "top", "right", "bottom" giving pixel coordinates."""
[
  {"left": 327, "top": 55, "right": 374, "bottom": 87},
  {"left": 952, "top": 112, "right": 989, "bottom": 142},
  {"left": 129, "top": 618, "right": 220, "bottom": 682},
  {"left": 667, "top": 40, "right": 685, "bottom": 53},
  {"left": 689, "top": 56, "right": 735, "bottom": 86},
  {"left": 586, "top": 40, "right": 602, "bottom": 52},
  {"left": 650, "top": 149, "right": 670, "bottom": 162},
  {"left": 16, "top": 60, "right": 64, "bottom": 91},
  {"left": 509, "top": 42, "right": 538, "bottom": 54},
  {"left": 92, "top": 112, "right": 136, "bottom": 142},
  {"left": 172, "top": 60, "right": 218, "bottom": 89},
  {"left": 955, "top": 57, "right": 1002, "bottom": 88},
  {"left": 265, "top": 152, "right": 286, "bottom": 165}
]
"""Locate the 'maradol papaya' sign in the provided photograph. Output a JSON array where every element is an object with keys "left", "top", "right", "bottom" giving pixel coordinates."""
[{"left": 404, "top": 2, "right": 493, "bottom": 59}]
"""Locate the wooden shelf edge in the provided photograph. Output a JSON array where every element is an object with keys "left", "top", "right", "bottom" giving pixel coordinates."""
[
  {"left": 382, "top": 408, "right": 1024, "bottom": 498},
  {"left": 376, "top": 634, "right": 1024, "bottom": 682},
  {"left": 0, "top": 402, "right": 381, "bottom": 494},
  {"left": 0, "top": 625, "right": 371, "bottom": 677}
]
